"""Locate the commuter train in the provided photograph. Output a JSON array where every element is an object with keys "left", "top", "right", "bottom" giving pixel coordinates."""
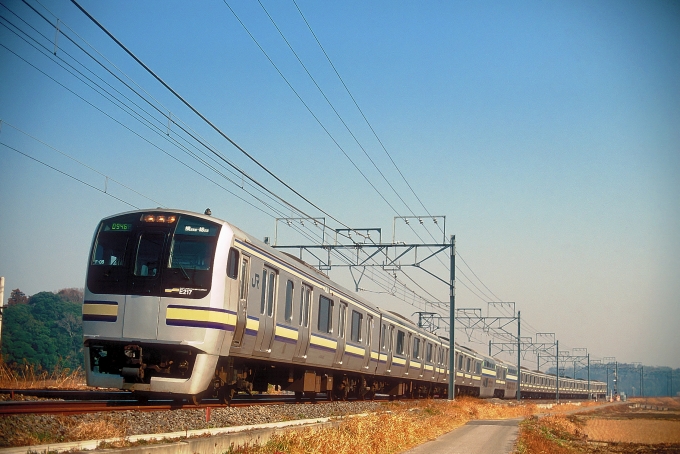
[{"left": 82, "top": 209, "right": 607, "bottom": 403}]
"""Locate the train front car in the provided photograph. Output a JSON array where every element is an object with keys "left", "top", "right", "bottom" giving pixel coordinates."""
[{"left": 82, "top": 210, "right": 233, "bottom": 401}]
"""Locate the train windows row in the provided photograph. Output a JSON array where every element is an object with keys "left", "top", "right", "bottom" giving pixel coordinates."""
[{"left": 230, "top": 244, "right": 450, "bottom": 367}]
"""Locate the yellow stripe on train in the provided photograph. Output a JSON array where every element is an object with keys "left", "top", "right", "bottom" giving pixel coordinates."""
[
  {"left": 392, "top": 356, "right": 406, "bottom": 366},
  {"left": 345, "top": 344, "right": 365, "bottom": 356},
  {"left": 274, "top": 325, "right": 298, "bottom": 341},
  {"left": 83, "top": 303, "right": 118, "bottom": 317},
  {"left": 166, "top": 307, "right": 236, "bottom": 326},
  {"left": 310, "top": 334, "right": 337, "bottom": 350}
]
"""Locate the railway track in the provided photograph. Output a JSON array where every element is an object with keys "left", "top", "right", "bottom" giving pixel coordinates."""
[{"left": 0, "top": 389, "right": 379, "bottom": 415}]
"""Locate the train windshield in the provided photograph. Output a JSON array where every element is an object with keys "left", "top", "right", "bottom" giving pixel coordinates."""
[{"left": 87, "top": 213, "right": 221, "bottom": 298}]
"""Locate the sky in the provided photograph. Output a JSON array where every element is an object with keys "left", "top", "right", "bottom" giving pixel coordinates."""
[{"left": 0, "top": 0, "right": 678, "bottom": 369}]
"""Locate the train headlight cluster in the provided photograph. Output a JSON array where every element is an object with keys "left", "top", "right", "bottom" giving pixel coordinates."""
[{"left": 142, "top": 214, "right": 177, "bottom": 223}]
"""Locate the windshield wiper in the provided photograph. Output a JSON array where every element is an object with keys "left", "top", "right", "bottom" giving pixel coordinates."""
[{"left": 178, "top": 265, "right": 190, "bottom": 280}]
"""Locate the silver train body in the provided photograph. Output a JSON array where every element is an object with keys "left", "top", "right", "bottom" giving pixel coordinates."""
[{"left": 82, "top": 209, "right": 606, "bottom": 402}]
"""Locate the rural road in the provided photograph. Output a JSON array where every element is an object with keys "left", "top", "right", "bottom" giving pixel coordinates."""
[{"left": 401, "top": 418, "right": 522, "bottom": 454}]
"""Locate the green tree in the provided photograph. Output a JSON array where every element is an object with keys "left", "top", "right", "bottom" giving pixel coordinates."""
[{"left": 1, "top": 291, "right": 83, "bottom": 371}]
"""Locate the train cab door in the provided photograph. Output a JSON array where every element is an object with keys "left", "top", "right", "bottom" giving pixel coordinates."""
[
  {"left": 362, "top": 315, "right": 373, "bottom": 370},
  {"left": 231, "top": 255, "right": 250, "bottom": 348},
  {"left": 123, "top": 231, "right": 167, "bottom": 340},
  {"left": 293, "top": 283, "right": 312, "bottom": 362},
  {"left": 333, "top": 302, "right": 348, "bottom": 366},
  {"left": 254, "top": 266, "right": 277, "bottom": 356}
]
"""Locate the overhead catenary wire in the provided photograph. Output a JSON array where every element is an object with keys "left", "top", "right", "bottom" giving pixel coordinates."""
[
  {"left": 223, "top": 0, "right": 473, "bottom": 309},
  {"left": 69, "top": 0, "right": 379, "bottom": 247},
  {"left": 3, "top": 6, "right": 430, "bottom": 312},
  {"left": 7, "top": 1, "right": 578, "bottom": 356},
  {"left": 61, "top": 0, "right": 433, "bottom": 309},
  {"left": 0, "top": 141, "right": 138, "bottom": 209}
]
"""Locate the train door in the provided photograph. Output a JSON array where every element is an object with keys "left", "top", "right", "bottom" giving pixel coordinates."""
[
  {"left": 254, "top": 266, "right": 277, "bottom": 356},
  {"left": 333, "top": 301, "right": 347, "bottom": 366},
  {"left": 123, "top": 231, "right": 167, "bottom": 340},
  {"left": 362, "top": 315, "right": 373, "bottom": 370},
  {"left": 293, "top": 283, "right": 312, "bottom": 361},
  {"left": 231, "top": 254, "right": 250, "bottom": 348}
]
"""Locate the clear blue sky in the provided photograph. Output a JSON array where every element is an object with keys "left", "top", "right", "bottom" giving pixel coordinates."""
[{"left": 1, "top": 0, "right": 678, "bottom": 368}]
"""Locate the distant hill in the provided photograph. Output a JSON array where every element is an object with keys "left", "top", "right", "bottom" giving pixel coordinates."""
[
  {"left": 544, "top": 363, "right": 679, "bottom": 397},
  {"left": 1, "top": 289, "right": 83, "bottom": 372}
]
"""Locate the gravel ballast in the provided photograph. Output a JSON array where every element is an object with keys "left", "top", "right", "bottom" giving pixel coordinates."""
[{"left": 0, "top": 399, "right": 382, "bottom": 448}]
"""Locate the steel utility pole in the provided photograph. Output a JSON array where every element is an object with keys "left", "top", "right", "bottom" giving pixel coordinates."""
[
  {"left": 604, "top": 357, "right": 616, "bottom": 399},
  {"left": 517, "top": 311, "right": 521, "bottom": 401},
  {"left": 449, "top": 235, "right": 455, "bottom": 400},
  {"left": 556, "top": 340, "right": 560, "bottom": 403}
]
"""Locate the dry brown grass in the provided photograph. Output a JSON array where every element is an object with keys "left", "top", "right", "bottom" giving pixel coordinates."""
[
  {"left": 226, "top": 397, "right": 542, "bottom": 454},
  {"left": 1, "top": 415, "right": 126, "bottom": 447},
  {"left": 515, "top": 414, "right": 585, "bottom": 454},
  {"left": 0, "top": 362, "right": 87, "bottom": 389}
]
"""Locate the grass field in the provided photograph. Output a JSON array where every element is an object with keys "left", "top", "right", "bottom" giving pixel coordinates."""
[{"left": 515, "top": 397, "right": 680, "bottom": 454}]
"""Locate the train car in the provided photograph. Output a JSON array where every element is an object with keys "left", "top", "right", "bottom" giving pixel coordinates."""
[
  {"left": 82, "top": 208, "right": 606, "bottom": 403},
  {"left": 82, "top": 209, "right": 451, "bottom": 402}
]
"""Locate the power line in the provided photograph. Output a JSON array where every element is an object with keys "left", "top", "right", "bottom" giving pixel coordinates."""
[
  {"left": 69, "top": 0, "right": 373, "bottom": 244},
  {"left": 1, "top": 141, "right": 137, "bottom": 209}
]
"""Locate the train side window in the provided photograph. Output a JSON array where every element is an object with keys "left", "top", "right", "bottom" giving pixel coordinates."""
[
  {"left": 260, "top": 268, "right": 276, "bottom": 316},
  {"left": 466, "top": 357, "right": 471, "bottom": 372},
  {"left": 388, "top": 326, "right": 394, "bottom": 352},
  {"left": 299, "top": 284, "right": 311, "bottom": 327},
  {"left": 396, "top": 330, "right": 405, "bottom": 355},
  {"left": 350, "top": 310, "right": 363, "bottom": 343},
  {"left": 457, "top": 353, "right": 463, "bottom": 370},
  {"left": 260, "top": 270, "right": 268, "bottom": 314},
  {"left": 380, "top": 324, "right": 387, "bottom": 351},
  {"left": 444, "top": 348, "right": 448, "bottom": 366},
  {"left": 366, "top": 316, "right": 373, "bottom": 350},
  {"left": 284, "top": 280, "right": 294, "bottom": 322},
  {"left": 317, "top": 295, "right": 333, "bottom": 333},
  {"left": 426, "top": 343, "right": 433, "bottom": 363},
  {"left": 226, "top": 248, "right": 239, "bottom": 279},
  {"left": 338, "top": 302, "right": 347, "bottom": 338},
  {"left": 413, "top": 337, "right": 420, "bottom": 359},
  {"left": 238, "top": 257, "right": 249, "bottom": 301}
]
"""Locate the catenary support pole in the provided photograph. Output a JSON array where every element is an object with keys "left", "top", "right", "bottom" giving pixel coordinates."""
[
  {"left": 556, "top": 340, "right": 560, "bottom": 403},
  {"left": 517, "top": 310, "right": 521, "bottom": 401},
  {"left": 448, "top": 235, "right": 455, "bottom": 400},
  {"left": 587, "top": 354, "right": 591, "bottom": 400}
]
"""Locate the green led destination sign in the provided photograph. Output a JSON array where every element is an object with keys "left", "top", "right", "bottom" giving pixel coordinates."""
[{"left": 109, "top": 222, "right": 132, "bottom": 231}]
